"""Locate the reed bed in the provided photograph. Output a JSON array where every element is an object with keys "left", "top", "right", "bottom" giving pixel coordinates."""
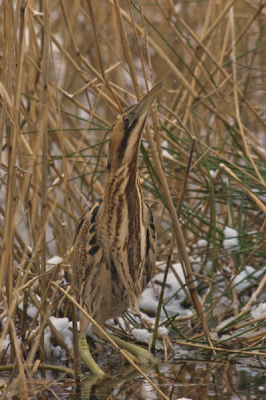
[{"left": 1, "top": 0, "right": 266, "bottom": 398}]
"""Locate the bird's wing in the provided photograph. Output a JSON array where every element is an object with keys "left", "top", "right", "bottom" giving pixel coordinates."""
[
  {"left": 142, "top": 202, "right": 157, "bottom": 289},
  {"left": 71, "top": 197, "right": 103, "bottom": 301}
]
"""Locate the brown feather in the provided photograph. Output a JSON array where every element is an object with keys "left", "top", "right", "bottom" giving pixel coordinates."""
[{"left": 72, "top": 83, "right": 162, "bottom": 327}]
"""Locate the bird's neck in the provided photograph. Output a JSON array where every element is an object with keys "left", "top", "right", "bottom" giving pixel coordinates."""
[
  {"left": 99, "top": 163, "right": 144, "bottom": 241},
  {"left": 106, "top": 155, "right": 139, "bottom": 194},
  {"left": 96, "top": 162, "right": 146, "bottom": 306},
  {"left": 103, "top": 163, "right": 142, "bottom": 218}
]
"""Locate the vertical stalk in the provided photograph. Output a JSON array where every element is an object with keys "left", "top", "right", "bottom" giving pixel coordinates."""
[
  {"left": 39, "top": 0, "right": 50, "bottom": 363},
  {"left": 0, "top": 0, "right": 25, "bottom": 363},
  {"left": 72, "top": 302, "right": 80, "bottom": 381},
  {"left": 152, "top": 139, "right": 195, "bottom": 350}
]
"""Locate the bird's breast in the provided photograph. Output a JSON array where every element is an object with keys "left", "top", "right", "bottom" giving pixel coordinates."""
[{"left": 99, "top": 197, "right": 145, "bottom": 294}]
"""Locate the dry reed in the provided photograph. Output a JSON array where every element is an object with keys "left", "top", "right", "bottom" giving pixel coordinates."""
[{"left": 1, "top": 0, "right": 266, "bottom": 398}]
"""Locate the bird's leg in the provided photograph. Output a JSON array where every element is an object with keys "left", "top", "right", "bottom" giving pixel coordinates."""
[
  {"left": 79, "top": 313, "right": 106, "bottom": 377},
  {"left": 92, "top": 325, "right": 157, "bottom": 365}
]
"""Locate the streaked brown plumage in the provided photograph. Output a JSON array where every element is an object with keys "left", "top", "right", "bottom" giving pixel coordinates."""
[{"left": 71, "top": 82, "right": 163, "bottom": 377}]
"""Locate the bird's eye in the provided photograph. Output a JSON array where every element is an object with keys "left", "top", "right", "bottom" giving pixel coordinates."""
[{"left": 123, "top": 115, "right": 130, "bottom": 125}]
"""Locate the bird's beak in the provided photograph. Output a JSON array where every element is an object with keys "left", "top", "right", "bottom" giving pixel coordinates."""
[{"left": 128, "top": 81, "right": 163, "bottom": 126}]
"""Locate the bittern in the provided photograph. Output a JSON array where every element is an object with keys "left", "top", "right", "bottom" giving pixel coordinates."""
[{"left": 72, "top": 82, "right": 163, "bottom": 377}]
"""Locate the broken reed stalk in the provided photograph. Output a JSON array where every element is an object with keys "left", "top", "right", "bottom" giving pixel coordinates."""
[{"left": 152, "top": 138, "right": 196, "bottom": 350}]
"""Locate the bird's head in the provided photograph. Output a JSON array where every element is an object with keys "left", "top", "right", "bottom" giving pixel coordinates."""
[{"left": 107, "top": 81, "right": 163, "bottom": 173}]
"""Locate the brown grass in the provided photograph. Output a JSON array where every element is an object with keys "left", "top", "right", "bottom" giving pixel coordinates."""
[{"left": 1, "top": 0, "right": 266, "bottom": 398}]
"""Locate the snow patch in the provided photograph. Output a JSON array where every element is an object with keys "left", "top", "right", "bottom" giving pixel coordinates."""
[
  {"left": 47, "top": 256, "right": 62, "bottom": 270},
  {"left": 0, "top": 335, "right": 20, "bottom": 357},
  {"left": 223, "top": 226, "right": 239, "bottom": 252},
  {"left": 233, "top": 266, "right": 260, "bottom": 292},
  {"left": 157, "top": 326, "right": 169, "bottom": 337},
  {"left": 251, "top": 303, "right": 266, "bottom": 319},
  {"left": 210, "top": 170, "right": 218, "bottom": 179},
  {"left": 197, "top": 239, "right": 208, "bottom": 247},
  {"left": 132, "top": 328, "right": 153, "bottom": 343},
  {"left": 217, "top": 316, "right": 236, "bottom": 331},
  {"left": 50, "top": 316, "right": 73, "bottom": 347},
  {"left": 162, "top": 149, "right": 175, "bottom": 161},
  {"left": 44, "top": 317, "right": 73, "bottom": 359},
  {"left": 140, "top": 263, "right": 188, "bottom": 318},
  {"left": 177, "top": 398, "right": 192, "bottom": 400}
]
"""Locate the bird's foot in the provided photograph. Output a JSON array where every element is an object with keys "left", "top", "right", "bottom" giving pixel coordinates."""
[
  {"left": 108, "top": 333, "right": 157, "bottom": 366},
  {"left": 79, "top": 332, "right": 107, "bottom": 378},
  {"left": 120, "top": 349, "right": 138, "bottom": 363},
  {"left": 132, "top": 347, "right": 157, "bottom": 365}
]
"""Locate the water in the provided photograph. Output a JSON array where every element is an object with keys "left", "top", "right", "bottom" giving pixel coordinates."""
[{"left": 3, "top": 353, "right": 266, "bottom": 400}]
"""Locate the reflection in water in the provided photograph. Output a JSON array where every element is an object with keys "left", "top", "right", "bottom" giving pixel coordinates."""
[
  {"left": 2, "top": 356, "right": 266, "bottom": 399},
  {"left": 77, "top": 356, "right": 266, "bottom": 400}
]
